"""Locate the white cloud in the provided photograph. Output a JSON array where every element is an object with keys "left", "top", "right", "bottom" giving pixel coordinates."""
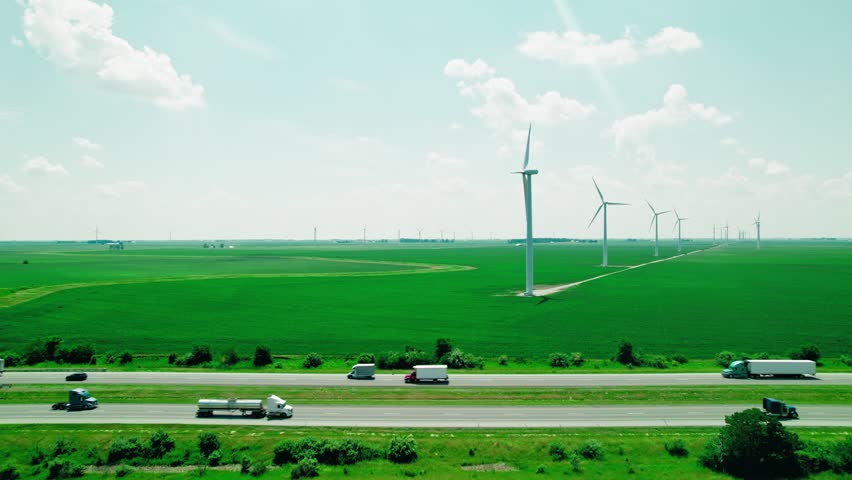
[
  {"left": 645, "top": 27, "right": 703, "bottom": 55},
  {"left": 632, "top": 145, "right": 686, "bottom": 187},
  {"left": 607, "top": 84, "right": 732, "bottom": 149},
  {"left": 720, "top": 137, "right": 739, "bottom": 146},
  {"left": 73, "top": 136, "right": 103, "bottom": 150},
  {"left": 449, "top": 122, "right": 463, "bottom": 130},
  {"left": 748, "top": 157, "right": 790, "bottom": 176},
  {"left": 0, "top": 174, "right": 26, "bottom": 193},
  {"left": 328, "top": 77, "right": 366, "bottom": 93},
  {"left": 426, "top": 152, "right": 466, "bottom": 168},
  {"left": 206, "top": 18, "right": 280, "bottom": 61},
  {"left": 22, "top": 0, "right": 204, "bottom": 110},
  {"left": 95, "top": 180, "right": 145, "bottom": 198},
  {"left": 821, "top": 171, "right": 852, "bottom": 198},
  {"left": 21, "top": 156, "right": 68, "bottom": 176},
  {"left": 517, "top": 26, "right": 701, "bottom": 66},
  {"left": 443, "top": 58, "right": 495, "bottom": 78},
  {"left": 80, "top": 155, "right": 104, "bottom": 168},
  {"left": 10, "top": 35, "right": 24, "bottom": 47},
  {"left": 699, "top": 166, "right": 751, "bottom": 193}
]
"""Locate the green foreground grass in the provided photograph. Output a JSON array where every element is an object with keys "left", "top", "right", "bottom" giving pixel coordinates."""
[
  {"left": 2, "top": 384, "right": 849, "bottom": 406},
  {"left": 1, "top": 424, "right": 848, "bottom": 479}
]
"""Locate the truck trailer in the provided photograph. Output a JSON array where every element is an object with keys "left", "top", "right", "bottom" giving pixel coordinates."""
[
  {"left": 347, "top": 363, "right": 375, "bottom": 379},
  {"left": 404, "top": 365, "right": 449, "bottom": 383},
  {"left": 722, "top": 359, "right": 816, "bottom": 379},
  {"left": 196, "top": 398, "right": 267, "bottom": 418}
]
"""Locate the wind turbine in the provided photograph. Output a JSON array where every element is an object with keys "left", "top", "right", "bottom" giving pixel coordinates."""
[
  {"left": 712, "top": 224, "right": 716, "bottom": 244},
  {"left": 417, "top": 228, "right": 423, "bottom": 242},
  {"left": 362, "top": 226, "right": 366, "bottom": 244},
  {"left": 313, "top": 226, "right": 317, "bottom": 244},
  {"left": 646, "top": 201, "right": 670, "bottom": 257},
  {"left": 587, "top": 178, "right": 628, "bottom": 267},
  {"left": 725, "top": 221, "right": 729, "bottom": 243},
  {"left": 672, "top": 209, "right": 687, "bottom": 252},
  {"left": 753, "top": 213, "right": 761, "bottom": 249},
  {"left": 512, "top": 124, "right": 538, "bottom": 296}
]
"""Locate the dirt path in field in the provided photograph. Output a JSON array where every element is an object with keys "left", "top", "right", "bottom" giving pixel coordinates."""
[
  {"left": 527, "top": 245, "right": 721, "bottom": 297},
  {"left": 0, "top": 256, "right": 474, "bottom": 309}
]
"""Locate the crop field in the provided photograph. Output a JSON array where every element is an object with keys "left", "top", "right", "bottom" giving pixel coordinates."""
[{"left": 0, "top": 240, "right": 850, "bottom": 358}]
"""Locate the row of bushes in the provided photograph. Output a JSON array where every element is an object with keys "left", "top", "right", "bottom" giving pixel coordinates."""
[{"left": 715, "top": 343, "right": 823, "bottom": 367}]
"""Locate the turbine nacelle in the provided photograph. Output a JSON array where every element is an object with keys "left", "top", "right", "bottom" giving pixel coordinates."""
[{"left": 511, "top": 169, "right": 539, "bottom": 175}]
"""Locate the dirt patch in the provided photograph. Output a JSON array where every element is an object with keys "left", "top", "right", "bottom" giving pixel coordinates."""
[{"left": 461, "top": 462, "right": 518, "bottom": 471}]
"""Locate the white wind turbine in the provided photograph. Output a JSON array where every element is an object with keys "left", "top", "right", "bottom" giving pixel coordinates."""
[
  {"left": 646, "top": 201, "right": 670, "bottom": 257},
  {"left": 672, "top": 210, "right": 687, "bottom": 252},
  {"left": 753, "top": 213, "right": 761, "bottom": 249},
  {"left": 587, "top": 178, "right": 628, "bottom": 267},
  {"left": 512, "top": 124, "right": 538, "bottom": 296}
]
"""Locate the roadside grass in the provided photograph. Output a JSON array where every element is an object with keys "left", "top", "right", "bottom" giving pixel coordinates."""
[
  {"left": 0, "top": 424, "right": 848, "bottom": 479},
  {"left": 1, "top": 240, "right": 851, "bottom": 359},
  {"left": 2, "top": 384, "right": 849, "bottom": 406}
]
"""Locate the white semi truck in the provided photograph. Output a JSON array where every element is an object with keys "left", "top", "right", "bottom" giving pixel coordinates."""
[
  {"left": 404, "top": 365, "right": 449, "bottom": 383},
  {"left": 722, "top": 359, "right": 816, "bottom": 379},
  {"left": 347, "top": 363, "right": 375, "bottom": 379},
  {"left": 196, "top": 395, "right": 293, "bottom": 419}
]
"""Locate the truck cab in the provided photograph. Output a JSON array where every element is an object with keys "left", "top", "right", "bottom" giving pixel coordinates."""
[
  {"left": 763, "top": 397, "right": 798, "bottom": 419},
  {"left": 266, "top": 395, "right": 294, "bottom": 419},
  {"left": 68, "top": 388, "right": 98, "bottom": 410},
  {"left": 722, "top": 360, "right": 748, "bottom": 378}
]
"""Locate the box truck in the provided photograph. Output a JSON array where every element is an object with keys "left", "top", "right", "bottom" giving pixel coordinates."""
[
  {"left": 347, "top": 363, "right": 375, "bottom": 379},
  {"left": 404, "top": 365, "right": 449, "bottom": 383},
  {"left": 722, "top": 359, "right": 816, "bottom": 379}
]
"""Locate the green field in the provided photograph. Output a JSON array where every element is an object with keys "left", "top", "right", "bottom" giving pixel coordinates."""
[{"left": 1, "top": 240, "right": 850, "bottom": 358}]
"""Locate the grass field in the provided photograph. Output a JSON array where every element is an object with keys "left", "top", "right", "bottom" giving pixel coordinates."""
[
  {"left": 0, "top": 424, "right": 847, "bottom": 479},
  {"left": 1, "top": 240, "right": 850, "bottom": 358}
]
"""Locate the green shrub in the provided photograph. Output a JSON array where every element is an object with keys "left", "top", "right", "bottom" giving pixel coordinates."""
[
  {"left": 30, "top": 446, "right": 46, "bottom": 465},
  {"left": 435, "top": 338, "right": 453, "bottom": 362},
  {"left": 714, "top": 351, "right": 737, "bottom": 367},
  {"left": 569, "top": 452, "right": 582, "bottom": 472},
  {"left": 535, "top": 464, "right": 546, "bottom": 474},
  {"left": 0, "top": 352, "right": 21, "bottom": 367},
  {"left": 114, "top": 465, "right": 135, "bottom": 478},
  {"left": 664, "top": 439, "right": 688, "bottom": 457},
  {"left": 221, "top": 347, "right": 239, "bottom": 366},
  {"left": 179, "top": 345, "right": 213, "bottom": 367},
  {"left": 672, "top": 354, "right": 688, "bottom": 364},
  {"left": 198, "top": 433, "right": 220, "bottom": 458},
  {"left": 615, "top": 339, "right": 641, "bottom": 366},
  {"left": 167, "top": 353, "right": 177, "bottom": 364},
  {"left": 356, "top": 353, "right": 375, "bottom": 364},
  {"left": 249, "top": 461, "right": 267, "bottom": 477},
  {"left": 107, "top": 437, "right": 145, "bottom": 464},
  {"left": 46, "top": 458, "right": 85, "bottom": 479},
  {"left": 832, "top": 436, "right": 852, "bottom": 473},
  {"left": 403, "top": 349, "right": 432, "bottom": 368},
  {"left": 52, "top": 437, "right": 76, "bottom": 458},
  {"left": 570, "top": 352, "right": 585, "bottom": 367},
  {"left": 444, "top": 349, "right": 484, "bottom": 369},
  {"left": 644, "top": 355, "right": 668, "bottom": 369},
  {"left": 575, "top": 440, "right": 604, "bottom": 460},
  {"left": 750, "top": 352, "right": 770, "bottom": 360},
  {"left": 58, "top": 344, "right": 96, "bottom": 365},
  {"left": 290, "top": 457, "right": 319, "bottom": 478},
  {"left": 497, "top": 355, "right": 508, "bottom": 366},
  {"left": 147, "top": 430, "right": 176, "bottom": 459},
  {"left": 0, "top": 465, "right": 20, "bottom": 480},
  {"left": 119, "top": 351, "right": 133, "bottom": 365},
  {"left": 302, "top": 353, "right": 323, "bottom": 369},
  {"left": 549, "top": 441, "right": 567, "bottom": 461},
  {"left": 387, "top": 435, "right": 418, "bottom": 464},
  {"left": 791, "top": 343, "right": 821, "bottom": 362},
  {"left": 240, "top": 457, "right": 251, "bottom": 474},
  {"left": 253, "top": 346, "right": 272, "bottom": 367},
  {"left": 548, "top": 353, "right": 569, "bottom": 368},
  {"left": 207, "top": 449, "right": 222, "bottom": 466},
  {"left": 796, "top": 442, "right": 833, "bottom": 475},
  {"left": 275, "top": 438, "right": 374, "bottom": 466},
  {"left": 104, "top": 352, "right": 117, "bottom": 364}
]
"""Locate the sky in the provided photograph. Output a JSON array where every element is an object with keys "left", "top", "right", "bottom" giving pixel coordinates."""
[{"left": 1, "top": 0, "right": 851, "bottom": 241}]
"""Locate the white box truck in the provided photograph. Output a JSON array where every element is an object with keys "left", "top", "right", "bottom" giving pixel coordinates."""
[
  {"left": 722, "top": 360, "right": 816, "bottom": 379},
  {"left": 266, "top": 395, "right": 294, "bottom": 419},
  {"left": 347, "top": 363, "right": 375, "bottom": 379},
  {"left": 404, "top": 365, "right": 449, "bottom": 383}
]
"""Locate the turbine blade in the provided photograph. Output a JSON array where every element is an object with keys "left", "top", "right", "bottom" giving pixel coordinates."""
[
  {"left": 658, "top": 210, "right": 670, "bottom": 215},
  {"left": 607, "top": 202, "right": 629, "bottom": 206},
  {"left": 645, "top": 199, "right": 655, "bottom": 214},
  {"left": 522, "top": 124, "right": 531, "bottom": 170},
  {"left": 587, "top": 204, "right": 603, "bottom": 228},
  {"left": 592, "top": 177, "right": 604, "bottom": 202},
  {"left": 649, "top": 216, "right": 656, "bottom": 231}
]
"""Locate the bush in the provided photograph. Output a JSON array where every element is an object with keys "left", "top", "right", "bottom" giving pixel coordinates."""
[
  {"left": 168, "top": 353, "right": 178, "bottom": 365},
  {"left": 387, "top": 435, "right": 418, "bottom": 464},
  {"left": 52, "top": 437, "right": 76, "bottom": 458},
  {"left": 664, "top": 439, "right": 688, "bottom": 457},
  {"left": 198, "top": 433, "right": 220, "bottom": 458},
  {"left": 207, "top": 449, "right": 222, "bottom": 467},
  {"left": 302, "top": 353, "right": 323, "bottom": 369},
  {"left": 46, "top": 458, "right": 85, "bottom": 479},
  {"left": 672, "top": 354, "right": 688, "bottom": 364},
  {"left": 834, "top": 436, "right": 852, "bottom": 473},
  {"left": 644, "top": 355, "right": 668, "bottom": 369},
  {"left": 22, "top": 339, "right": 47, "bottom": 365},
  {"left": 30, "top": 446, "right": 46, "bottom": 465},
  {"left": 498, "top": 355, "right": 508, "bottom": 366},
  {"left": 114, "top": 465, "right": 135, "bottom": 478},
  {"left": 0, "top": 465, "right": 20, "bottom": 480},
  {"left": 249, "top": 461, "right": 267, "bottom": 477},
  {"left": 570, "top": 352, "right": 585, "bottom": 367},
  {"left": 290, "top": 457, "right": 319, "bottom": 478},
  {"left": 549, "top": 441, "right": 567, "bottom": 461},
  {"left": 699, "top": 408, "right": 802, "bottom": 478},
  {"left": 435, "top": 338, "right": 453, "bottom": 362},
  {"left": 535, "top": 464, "right": 546, "bottom": 474},
  {"left": 575, "top": 440, "right": 604, "bottom": 460},
  {"left": 147, "top": 430, "right": 176, "bottom": 459},
  {"left": 275, "top": 438, "right": 374, "bottom": 466},
  {"left": 253, "top": 345, "right": 272, "bottom": 367},
  {"left": 615, "top": 339, "right": 641, "bottom": 366},
  {"left": 0, "top": 352, "right": 21, "bottom": 367},
  {"left": 791, "top": 343, "right": 821, "bottom": 362},
  {"left": 750, "top": 352, "right": 770, "bottom": 360},
  {"left": 221, "top": 347, "right": 239, "bottom": 366},
  {"left": 714, "top": 351, "right": 737, "bottom": 367},
  {"left": 107, "top": 437, "right": 145, "bottom": 464},
  {"left": 59, "top": 344, "right": 96, "bottom": 365},
  {"left": 796, "top": 442, "right": 833, "bottom": 475},
  {"left": 376, "top": 351, "right": 400, "bottom": 370},
  {"left": 45, "top": 336, "right": 63, "bottom": 362},
  {"left": 356, "top": 353, "right": 375, "bottom": 364},
  {"left": 241, "top": 457, "right": 252, "bottom": 474},
  {"left": 549, "top": 353, "right": 569, "bottom": 368},
  {"left": 118, "top": 351, "right": 133, "bottom": 365},
  {"left": 444, "top": 349, "right": 484, "bottom": 370},
  {"left": 104, "top": 352, "right": 117, "bottom": 364}
]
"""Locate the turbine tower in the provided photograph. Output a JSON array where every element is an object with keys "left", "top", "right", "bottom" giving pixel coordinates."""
[
  {"left": 587, "top": 178, "right": 628, "bottom": 267},
  {"left": 646, "top": 201, "right": 670, "bottom": 257},
  {"left": 753, "top": 213, "right": 761, "bottom": 249},
  {"left": 512, "top": 124, "right": 538, "bottom": 296},
  {"left": 673, "top": 209, "right": 687, "bottom": 252},
  {"left": 712, "top": 224, "right": 716, "bottom": 244}
]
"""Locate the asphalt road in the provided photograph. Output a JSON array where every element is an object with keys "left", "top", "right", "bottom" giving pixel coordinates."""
[
  {"left": 1, "top": 404, "right": 849, "bottom": 427},
  {"left": 4, "top": 372, "right": 850, "bottom": 387}
]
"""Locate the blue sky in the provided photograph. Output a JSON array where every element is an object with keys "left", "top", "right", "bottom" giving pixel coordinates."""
[{"left": 1, "top": 0, "right": 851, "bottom": 240}]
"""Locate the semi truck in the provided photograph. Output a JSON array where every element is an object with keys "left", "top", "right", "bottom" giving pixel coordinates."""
[
  {"left": 0, "top": 358, "right": 4, "bottom": 376},
  {"left": 51, "top": 388, "right": 98, "bottom": 411},
  {"left": 722, "top": 359, "right": 816, "bottom": 379},
  {"left": 347, "top": 363, "right": 375, "bottom": 379},
  {"left": 763, "top": 397, "right": 799, "bottom": 419},
  {"left": 196, "top": 395, "right": 293, "bottom": 419},
  {"left": 404, "top": 365, "right": 449, "bottom": 383}
]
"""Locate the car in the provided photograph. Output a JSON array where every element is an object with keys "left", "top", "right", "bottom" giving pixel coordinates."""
[{"left": 65, "top": 373, "right": 87, "bottom": 381}]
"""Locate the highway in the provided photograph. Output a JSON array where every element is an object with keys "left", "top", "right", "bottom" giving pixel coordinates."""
[
  {"left": 4, "top": 372, "right": 851, "bottom": 387},
  {"left": 1, "top": 404, "right": 849, "bottom": 427}
]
